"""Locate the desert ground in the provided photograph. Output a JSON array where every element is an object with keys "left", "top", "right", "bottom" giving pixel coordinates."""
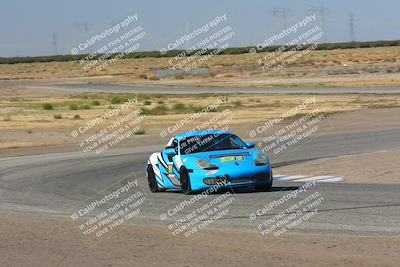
[{"left": 1, "top": 46, "right": 400, "bottom": 88}]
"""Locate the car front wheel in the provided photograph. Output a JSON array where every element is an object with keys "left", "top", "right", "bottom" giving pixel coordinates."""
[
  {"left": 255, "top": 170, "right": 273, "bottom": 192},
  {"left": 147, "top": 165, "right": 162, "bottom": 192},
  {"left": 180, "top": 167, "right": 192, "bottom": 195}
]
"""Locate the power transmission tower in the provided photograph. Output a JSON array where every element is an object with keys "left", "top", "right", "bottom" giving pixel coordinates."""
[
  {"left": 185, "top": 20, "right": 193, "bottom": 50},
  {"left": 83, "top": 22, "right": 89, "bottom": 35},
  {"left": 72, "top": 22, "right": 90, "bottom": 35},
  {"left": 52, "top": 33, "right": 58, "bottom": 55},
  {"left": 349, "top": 13, "right": 355, "bottom": 42},
  {"left": 272, "top": 7, "right": 290, "bottom": 28},
  {"left": 309, "top": 6, "right": 328, "bottom": 42},
  {"left": 271, "top": 7, "right": 290, "bottom": 44}
]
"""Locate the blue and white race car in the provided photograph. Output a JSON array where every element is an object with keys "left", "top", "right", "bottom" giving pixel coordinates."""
[{"left": 147, "top": 129, "right": 273, "bottom": 194}]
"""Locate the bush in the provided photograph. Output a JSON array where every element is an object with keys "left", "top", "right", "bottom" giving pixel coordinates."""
[
  {"left": 73, "top": 114, "right": 81, "bottom": 119},
  {"left": 150, "top": 105, "right": 168, "bottom": 115},
  {"left": 81, "top": 105, "right": 90, "bottom": 109},
  {"left": 172, "top": 103, "right": 186, "bottom": 110},
  {"left": 233, "top": 100, "right": 242, "bottom": 107},
  {"left": 3, "top": 115, "right": 11, "bottom": 121},
  {"left": 42, "top": 103, "right": 53, "bottom": 110},
  {"left": 91, "top": 100, "right": 100, "bottom": 106},
  {"left": 110, "top": 97, "right": 122, "bottom": 104},
  {"left": 110, "top": 95, "right": 135, "bottom": 104},
  {"left": 53, "top": 114, "right": 62, "bottom": 119},
  {"left": 139, "top": 107, "right": 150, "bottom": 115},
  {"left": 134, "top": 129, "right": 146, "bottom": 135},
  {"left": 157, "top": 100, "right": 165, "bottom": 104},
  {"left": 69, "top": 104, "right": 78, "bottom": 110},
  {"left": 143, "top": 100, "right": 152, "bottom": 105}
]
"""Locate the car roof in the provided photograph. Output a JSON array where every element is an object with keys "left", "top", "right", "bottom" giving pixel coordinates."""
[{"left": 174, "top": 129, "right": 232, "bottom": 141}]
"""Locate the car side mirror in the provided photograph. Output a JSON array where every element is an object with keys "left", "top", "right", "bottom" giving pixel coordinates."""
[
  {"left": 164, "top": 148, "right": 176, "bottom": 156},
  {"left": 246, "top": 142, "right": 255, "bottom": 149}
]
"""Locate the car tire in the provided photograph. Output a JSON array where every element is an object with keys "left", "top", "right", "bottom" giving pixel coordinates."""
[
  {"left": 255, "top": 170, "right": 273, "bottom": 192},
  {"left": 147, "top": 165, "right": 163, "bottom": 192},
  {"left": 180, "top": 167, "right": 192, "bottom": 195}
]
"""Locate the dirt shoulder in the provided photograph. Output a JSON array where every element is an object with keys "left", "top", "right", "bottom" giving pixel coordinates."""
[
  {"left": 276, "top": 149, "right": 400, "bottom": 184},
  {"left": 0, "top": 213, "right": 398, "bottom": 267}
]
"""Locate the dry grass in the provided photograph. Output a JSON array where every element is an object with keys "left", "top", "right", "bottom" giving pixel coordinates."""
[
  {"left": 1, "top": 90, "right": 400, "bottom": 149},
  {"left": 1, "top": 47, "right": 400, "bottom": 87}
]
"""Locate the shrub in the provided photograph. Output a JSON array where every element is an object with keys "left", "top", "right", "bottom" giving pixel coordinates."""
[
  {"left": 73, "top": 114, "right": 81, "bottom": 119},
  {"left": 81, "top": 105, "right": 90, "bottom": 109},
  {"left": 134, "top": 129, "right": 146, "bottom": 135},
  {"left": 172, "top": 103, "right": 186, "bottom": 110},
  {"left": 233, "top": 100, "right": 242, "bottom": 106},
  {"left": 157, "top": 100, "right": 165, "bottom": 104},
  {"left": 91, "top": 100, "right": 100, "bottom": 106},
  {"left": 139, "top": 108, "right": 150, "bottom": 115},
  {"left": 53, "top": 114, "right": 62, "bottom": 119},
  {"left": 150, "top": 105, "right": 168, "bottom": 115},
  {"left": 42, "top": 103, "right": 53, "bottom": 110},
  {"left": 143, "top": 100, "right": 152, "bottom": 105},
  {"left": 110, "top": 97, "right": 122, "bottom": 104},
  {"left": 69, "top": 104, "right": 78, "bottom": 110}
]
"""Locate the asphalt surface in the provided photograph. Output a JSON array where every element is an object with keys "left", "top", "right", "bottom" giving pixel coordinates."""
[
  {"left": 18, "top": 83, "right": 400, "bottom": 94},
  {"left": 1, "top": 127, "right": 399, "bottom": 235}
]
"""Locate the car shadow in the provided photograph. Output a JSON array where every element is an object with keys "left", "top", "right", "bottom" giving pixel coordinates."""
[
  {"left": 216, "top": 185, "right": 301, "bottom": 194},
  {"left": 158, "top": 186, "right": 300, "bottom": 194}
]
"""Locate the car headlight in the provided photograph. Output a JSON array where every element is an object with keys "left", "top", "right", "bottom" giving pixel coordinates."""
[
  {"left": 196, "top": 159, "right": 218, "bottom": 170},
  {"left": 255, "top": 153, "right": 269, "bottom": 166}
]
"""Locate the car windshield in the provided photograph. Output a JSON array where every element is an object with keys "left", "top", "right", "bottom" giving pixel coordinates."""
[{"left": 179, "top": 133, "right": 246, "bottom": 154}]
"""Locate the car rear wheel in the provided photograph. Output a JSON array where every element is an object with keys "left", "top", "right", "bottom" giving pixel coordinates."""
[
  {"left": 147, "top": 165, "right": 163, "bottom": 192},
  {"left": 180, "top": 167, "right": 192, "bottom": 195},
  {"left": 255, "top": 170, "right": 273, "bottom": 192}
]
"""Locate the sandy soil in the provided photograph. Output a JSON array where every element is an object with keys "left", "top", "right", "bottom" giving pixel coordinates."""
[{"left": 0, "top": 213, "right": 399, "bottom": 267}]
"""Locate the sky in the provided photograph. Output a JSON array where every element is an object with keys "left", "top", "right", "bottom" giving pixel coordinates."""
[{"left": 0, "top": 0, "right": 399, "bottom": 57}]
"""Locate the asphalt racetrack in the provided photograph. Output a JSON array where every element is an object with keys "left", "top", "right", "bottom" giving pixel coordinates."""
[
  {"left": 1, "top": 127, "right": 399, "bottom": 236},
  {"left": 17, "top": 83, "right": 400, "bottom": 94}
]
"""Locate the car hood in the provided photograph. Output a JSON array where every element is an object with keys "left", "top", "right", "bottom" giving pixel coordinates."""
[{"left": 181, "top": 149, "right": 260, "bottom": 166}]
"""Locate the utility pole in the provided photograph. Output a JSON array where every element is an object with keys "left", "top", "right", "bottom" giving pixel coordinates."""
[
  {"left": 349, "top": 13, "right": 355, "bottom": 42},
  {"left": 52, "top": 33, "right": 58, "bottom": 55}
]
